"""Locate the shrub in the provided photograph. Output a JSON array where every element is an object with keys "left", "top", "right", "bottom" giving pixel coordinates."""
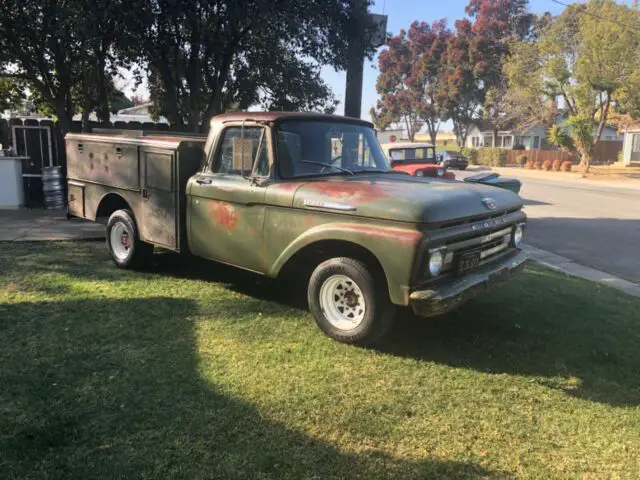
[
  {"left": 462, "top": 148, "right": 479, "bottom": 165},
  {"left": 476, "top": 148, "right": 507, "bottom": 167},
  {"left": 526, "top": 160, "right": 535, "bottom": 169},
  {"left": 542, "top": 160, "right": 553, "bottom": 171},
  {"left": 535, "top": 161, "right": 544, "bottom": 170},
  {"left": 561, "top": 160, "right": 572, "bottom": 172},
  {"left": 552, "top": 159, "right": 562, "bottom": 171},
  {"left": 517, "top": 155, "right": 527, "bottom": 168}
]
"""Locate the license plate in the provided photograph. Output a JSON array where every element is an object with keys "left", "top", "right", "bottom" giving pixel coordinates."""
[{"left": 457, "top": 250, "right": 481, "bottom": 275}]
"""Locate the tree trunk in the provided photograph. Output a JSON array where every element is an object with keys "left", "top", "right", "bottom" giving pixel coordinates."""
[
  {"left": 96, "top": 54, "right": 110, "bottom": 126},
  {"left": 492, "top": 128, "right": 498, "bottom": 149},
  {"left": 575, "top": 140, "right": 592, "bottom": 173}
]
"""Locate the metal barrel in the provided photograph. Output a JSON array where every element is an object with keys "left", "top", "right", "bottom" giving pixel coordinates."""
[{"left": 41, "top": 166, "right": 66, "bottom": 209}]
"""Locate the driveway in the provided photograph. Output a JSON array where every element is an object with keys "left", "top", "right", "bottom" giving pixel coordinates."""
[{"left": 0, "top": 209, "right": 105, "bottom": 241}]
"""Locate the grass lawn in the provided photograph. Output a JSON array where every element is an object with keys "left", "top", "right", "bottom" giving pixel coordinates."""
[{"left": 1, "top": 242, "right": 639, "bottom": 479}]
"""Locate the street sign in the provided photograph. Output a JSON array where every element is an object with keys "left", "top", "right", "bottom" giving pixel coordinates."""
[{"left": 369, "top": 14, "right": 388, "bottom": 48}]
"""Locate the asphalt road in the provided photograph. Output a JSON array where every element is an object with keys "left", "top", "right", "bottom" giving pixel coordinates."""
[{"left": 454, "top": 170, "right": 640, "bottom": 283}]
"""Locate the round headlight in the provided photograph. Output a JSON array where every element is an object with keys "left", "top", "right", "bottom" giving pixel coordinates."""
[
  {"left": 416, "top": 170, "right": 424, "bottom": 177},
  {"left": 429, "top": 251, "right": 444, "bottom": 276},
  {"left": 513, "top": 224, "right": 524, "bottom": 247},
  {"left": 437, "top": 169, "right": 444, "bottom": 177}
]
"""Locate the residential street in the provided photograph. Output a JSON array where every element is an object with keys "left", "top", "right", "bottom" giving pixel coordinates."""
[{"left": 456, "top": 169, "right": 640, "bottom": 283}]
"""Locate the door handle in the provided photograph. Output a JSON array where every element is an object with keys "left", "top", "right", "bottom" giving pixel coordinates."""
[{"left": 196, "top": 178, "right": 212, "bottom": 185}]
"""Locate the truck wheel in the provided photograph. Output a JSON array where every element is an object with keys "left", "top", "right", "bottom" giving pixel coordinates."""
[
  {"left": 106, "top": 209, "right": 153, "bottom": 269},
  {"left": 308, "top": 257, "right": 395, "bottom": 345}
]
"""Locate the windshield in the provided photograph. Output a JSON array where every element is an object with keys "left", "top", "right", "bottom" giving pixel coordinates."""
[
  {"left": 276, "top": 120, "right": 391, "bottom": 178},
  {"left": 388, "top": 147, "right": 437, "bottom": 164}
]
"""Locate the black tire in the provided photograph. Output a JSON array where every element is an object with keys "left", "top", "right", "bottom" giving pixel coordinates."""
[
  {"left": 307, "top": 257, "right": 395, "bottom": 345},
  {"left": 106, "top": 209, "right": 153, "bottom": 269},
  {"left": 460, "top": 165, "right": 467, "bottom": 170}
]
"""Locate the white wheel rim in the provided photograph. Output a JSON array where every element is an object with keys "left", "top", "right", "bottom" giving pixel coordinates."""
[
  {"left": 110, "top": 221, "right": 131, "bottom": 261},
  {"left": 319, "top": 274, "right": 366, "bottom": 331}
]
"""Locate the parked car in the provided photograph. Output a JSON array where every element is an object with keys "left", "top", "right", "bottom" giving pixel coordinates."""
[
  {"left": 463, "top": 172, "right": 522, "bottom": 194},
  {"left": 381, "top": 142, "right": 455, "bottom": 179},
  {"left": 437, "top": 150, "right": 469, "bottom": 170},
  {"left": 66, "top": 112, "right": 527, "bottom": 345}
]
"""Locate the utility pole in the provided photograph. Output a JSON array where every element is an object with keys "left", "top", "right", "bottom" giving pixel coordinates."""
[{"left": 343, "top": 0, "right": 368, "bottom": 119}]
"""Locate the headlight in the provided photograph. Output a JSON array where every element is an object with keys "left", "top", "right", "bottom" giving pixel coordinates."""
[
  {"left": 437, "top": 169, "right": 444, "bottom": 177},
  {"left": 513, "top": 224, "right": 524, "bottom": 247},
  {"left": 416, "top": 170, "right": 424, "bottom": 177},
  {"left": 429, "top": 251, "right": 444, "bottom": 276}
]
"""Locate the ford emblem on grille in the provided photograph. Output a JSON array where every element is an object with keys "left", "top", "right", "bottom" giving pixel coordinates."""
[{"left": 482, "top": 197, "right": 497, "bottom": 210}]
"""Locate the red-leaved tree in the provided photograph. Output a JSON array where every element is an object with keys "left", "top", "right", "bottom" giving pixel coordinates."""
[{"left": 375, "top": 21, "right": 450, "bottom": 144}]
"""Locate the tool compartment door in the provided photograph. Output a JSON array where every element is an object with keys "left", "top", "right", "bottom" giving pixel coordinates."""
[{"left": 139, "top": 147, "right": 178, "bottom": 249}]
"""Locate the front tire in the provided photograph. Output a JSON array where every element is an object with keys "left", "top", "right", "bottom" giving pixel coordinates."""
[
  {"left": 106, "top": 209, "right": 153, "bottom": 269},
  {"left": 308, "top": 257, "right": 395, "bottom": 345}
]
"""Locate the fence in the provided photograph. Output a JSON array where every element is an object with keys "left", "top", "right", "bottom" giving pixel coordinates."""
[{"left": 504, "top": 140, "right": 623, "bottom": 166}]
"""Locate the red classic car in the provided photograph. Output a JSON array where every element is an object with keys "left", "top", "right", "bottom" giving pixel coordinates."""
[{"left": 381, "top": 142, "right": 455, "bottom": 179}]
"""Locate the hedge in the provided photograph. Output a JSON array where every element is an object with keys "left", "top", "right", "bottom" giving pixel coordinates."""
[{"left": 476, "top": 148, "right": 508, "bottom": 167}]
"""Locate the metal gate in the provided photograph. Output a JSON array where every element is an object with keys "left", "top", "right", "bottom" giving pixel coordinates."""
[{"left": 12, "top": 124, "right": 54, "bottom": 207}]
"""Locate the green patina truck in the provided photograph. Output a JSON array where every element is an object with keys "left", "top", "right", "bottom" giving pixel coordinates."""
[{"left": 66, "top": 112, "right": 527, "bottom": 345}]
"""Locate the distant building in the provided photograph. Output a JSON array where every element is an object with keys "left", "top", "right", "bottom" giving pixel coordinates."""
[
  {"left": 72, "top": 102, "right": 169, "bottom": 124},
  {"left": 414, "top": 131, "right": 458, "bottom": 146}
]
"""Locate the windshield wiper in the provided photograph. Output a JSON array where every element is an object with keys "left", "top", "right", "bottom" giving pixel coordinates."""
[{"left": 300, "top": 160, "right": 353, "bottom": 175}]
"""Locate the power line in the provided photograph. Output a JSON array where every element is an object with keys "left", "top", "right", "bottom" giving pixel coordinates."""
[{"left": 550, "top": 0, "right": 640, "bottom": 31}]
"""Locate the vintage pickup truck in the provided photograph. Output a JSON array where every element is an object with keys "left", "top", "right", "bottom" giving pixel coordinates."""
[{"left": 66, "top": 112, "right": 527, "bottom": 345}]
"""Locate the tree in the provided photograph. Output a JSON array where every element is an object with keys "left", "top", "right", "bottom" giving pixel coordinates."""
[
  {"left": 0, "top": 0, "right": 129, "bottom": 134},
  {"left": 437, "top": 19, "right": 482, "bottom": 147},
  {"left": 368, "top": 107, "right": 393, "bottom": 132},
  {"left": 465, "top": 0, "right": 536, "bottom": 146},
  {"left": 506, "top": 0, "right": 640, "bottom": 170},
  {"left": 375, "top": 21, "right": 449, "bottom": 144},
  {"left": 0, "top": 78, "right": 26, "bottom": 113},
  {"left": 125, "top": 0, "right": 350, "bottom": 131}
]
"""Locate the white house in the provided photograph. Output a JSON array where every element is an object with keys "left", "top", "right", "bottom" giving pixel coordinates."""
[{"left": 465, "top": 118, "right": 622, "bottom": 150}]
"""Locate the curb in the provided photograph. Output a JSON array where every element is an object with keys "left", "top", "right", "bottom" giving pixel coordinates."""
[{"left": 523, "top": 244, "right": 640, "bottom": 298}]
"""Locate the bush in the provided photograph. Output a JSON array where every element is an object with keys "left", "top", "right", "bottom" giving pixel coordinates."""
[
  {"left": 552, "top": 159, "right": 562, "bottom": 171},
  {"left": 476, "top": 148, "right": 507, "bottom": 167},
  {"left": 561, "top": 160, "right": 572, "bottom": 172},
  {"left": 535, "top": 161, "right": 544, "bottom": 170},
  {"left": 517, "top": 155, "right": 528, "bottom": 168},
  {"left": 542, "top": 160, "right": 553, "bottom": 171},
  {"left": 462, "top": 148, "right": 478, "bottom": 165}
]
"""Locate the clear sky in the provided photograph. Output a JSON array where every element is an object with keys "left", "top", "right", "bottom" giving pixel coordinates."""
[{"left": 324, "top": 0, "right": 567, "bottom": 122}]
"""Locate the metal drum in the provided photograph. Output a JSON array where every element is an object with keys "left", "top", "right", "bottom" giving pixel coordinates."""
[{"left": 41, "top": 166, "right": 66, "bottom": 209}]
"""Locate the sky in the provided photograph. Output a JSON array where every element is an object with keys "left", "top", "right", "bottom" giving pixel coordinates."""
[{"left": 324, "top": 0, "right": 567, "bottom": 123}]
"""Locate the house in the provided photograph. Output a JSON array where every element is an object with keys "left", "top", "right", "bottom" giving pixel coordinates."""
[
  {"left": 465, "top": 119, "right": 623, "bottom": 150},
  {"left": 376, "top": 129, "right": 405, "bottom": 144},
  {"left": 414, "top": 131, "right": 458, "bottom": 146},
  {"left": 621, "top": 123, "right": 640, "bottom": 166},
  {"left": 71, "top": 102, "right": 169, "bottom": 124}
]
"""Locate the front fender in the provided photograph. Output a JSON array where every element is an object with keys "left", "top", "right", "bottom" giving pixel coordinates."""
[{"left": 268, "top": 222, "right": 424, "bottom": 306}]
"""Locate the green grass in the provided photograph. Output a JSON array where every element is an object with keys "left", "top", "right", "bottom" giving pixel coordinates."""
[{"left": 1, "top": 242, "right": 640, "bottom": 479}]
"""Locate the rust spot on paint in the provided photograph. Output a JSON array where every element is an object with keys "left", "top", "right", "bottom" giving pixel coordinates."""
[
  {"left": 333, "top": 223, "right": 422, "bottom": 246},
  {"left": 90, "top": 163, "right": 94, "bottom": 170},
  {"left": 307, "top": 182, "right": 390, "bottom": 204},
  {"left": 273, "top": 182, "right": 304, "bottom": 193},
  {"left": 104, "top": 165, "right": 109, "bottom": 172},
  {"left": 209, "top": 200, "right": 239, "bottom": 231}
]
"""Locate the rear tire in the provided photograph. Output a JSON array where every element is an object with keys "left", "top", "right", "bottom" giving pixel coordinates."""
[
  {"left": 308, "top": 257, "right": 395, "bottom": 345},
  {"left": 106, "top": 209, "right": 153, "bottom": 269},
  {"left": 460, "top": 165, "right": 467, "bottom": 170}
]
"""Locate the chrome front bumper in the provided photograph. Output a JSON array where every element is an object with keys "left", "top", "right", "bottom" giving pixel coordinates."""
[{"left": 409, "top": 249, "right": 528, "bottom": 317}]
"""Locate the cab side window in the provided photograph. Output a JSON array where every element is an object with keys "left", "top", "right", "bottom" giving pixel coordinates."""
[{"left": 213, "top": 127, "right": 269, "bottom": 177}]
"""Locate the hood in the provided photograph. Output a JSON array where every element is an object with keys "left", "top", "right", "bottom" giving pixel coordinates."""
[{"left": 291, "top": 175, "right": 522, "bottom": 224}]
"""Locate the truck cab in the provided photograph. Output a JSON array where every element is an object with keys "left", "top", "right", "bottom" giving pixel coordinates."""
[
  {"left": 66, "top": 112, "right": 527, "bottom": 345},
  {"left": 380, "top": 142, "right": 455, "bottom": 179}
]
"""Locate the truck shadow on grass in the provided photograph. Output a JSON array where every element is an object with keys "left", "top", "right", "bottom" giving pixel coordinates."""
[
  {"left": 378, "top": 266, "right": 640, "bottom": 407},
  {"left": 0, "top": 297, "right": 503, "bottom": 480}
]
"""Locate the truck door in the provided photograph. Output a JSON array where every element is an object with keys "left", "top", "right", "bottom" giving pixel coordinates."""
[{"left": 187, "top": 124, "right": 270, "bottom": 273}]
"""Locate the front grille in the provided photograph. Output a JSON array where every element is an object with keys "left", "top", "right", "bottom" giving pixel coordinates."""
[{"left": 440, "top": 226, "right": 512, "bottom": 273}]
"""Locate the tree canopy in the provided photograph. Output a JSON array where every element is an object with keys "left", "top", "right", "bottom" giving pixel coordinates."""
[
  {"left": 0, "top": 0, "right": 355, "bottom": 133},
  {"left": 505, "top": 0, "right": 640, "bottom": 169}
]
